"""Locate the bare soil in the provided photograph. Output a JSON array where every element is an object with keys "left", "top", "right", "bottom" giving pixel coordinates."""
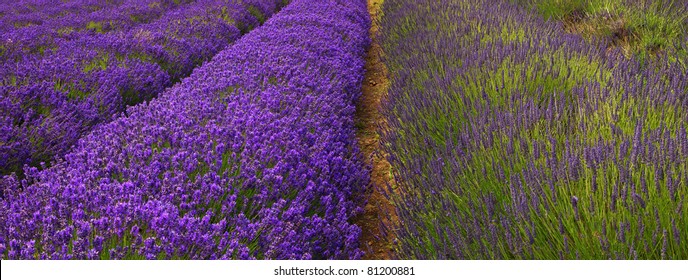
[
  {"left": 562, "top": 10, "right": 633, "bottom": 56},
  {"left": 353, "top": 0, "right": 399, "bottom": 260}
]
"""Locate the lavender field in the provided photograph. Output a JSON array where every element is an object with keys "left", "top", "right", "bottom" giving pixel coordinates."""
[
  {"left": 0, "top": 0, "right": 686, "bottom": 260},
  {"left": 381, "top": 0, "right": 687, "bottom": 259}
]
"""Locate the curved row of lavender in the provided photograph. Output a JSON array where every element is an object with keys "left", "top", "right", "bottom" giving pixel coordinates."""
[
  {"left": 1, "top": 0, "right": 197, "bottom": 63},
  {"left": 1, "top": 0, "right": 284, "bottom": 176},
  {"left": 0, "top": 0, "right": 370, "bottom": 259},
  {"left": 0, "top": 0, "right": 130, "bottom": 32},
  {"left": 381, "top": 0, "right": 686, "bottom": 259}
]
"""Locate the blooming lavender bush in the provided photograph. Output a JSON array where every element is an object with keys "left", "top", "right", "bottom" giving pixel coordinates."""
[
  {"left": 0, "top": 0, "right": 285, "bottom": 176},
  {"left": 0, "top": 0, "right": 370, "bottom": 259},
  {"left": 381, "top": 0, "right": 687, "bottom": 259}
]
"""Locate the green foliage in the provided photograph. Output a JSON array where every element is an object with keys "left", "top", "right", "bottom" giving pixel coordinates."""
[
  {"left": 218, "top": 6, "right": 237, "bottom": 25},
  {"left": 82, "top": 53, "right": 110, "bottom": 73},
  {"left": 248, "top": 6, "right": 266, "bottom": 24},
  {"left": 86, "top": 21, "right": 103, "bottom": 33},
  {"left": 533, "top": 0, "right": 588, "bottom": 20}
]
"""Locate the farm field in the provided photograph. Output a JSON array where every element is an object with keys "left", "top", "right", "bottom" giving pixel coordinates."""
[
  {"left": 1, "top": 0, "right": 285, "bottom": 177},
  {"left": 381, "top": 0, "right": 687, "bottom": 259},
  {"left": 0, "top": 0, "right": 686, "bottom": 260}
]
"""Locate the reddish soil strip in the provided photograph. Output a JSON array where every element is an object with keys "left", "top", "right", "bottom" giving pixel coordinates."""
[{"left": 353, "top": 0, "right": 399, "bottom": 260}]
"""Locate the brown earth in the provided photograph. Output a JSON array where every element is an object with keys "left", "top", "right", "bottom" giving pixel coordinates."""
[
  {"left": 562, "top": 10, "right": 633, "bottom": 57},
  {"left": 353, "top": 0, "right": 399, "bottom": 260}
]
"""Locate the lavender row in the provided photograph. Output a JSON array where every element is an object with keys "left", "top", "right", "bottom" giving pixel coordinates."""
[
  {"left": 0, "top": 0, "right": 283, "bottom": 177},
  {"left": 1, "top": 0, "right": 197, "bottom": 64},
  {"left": 0, "top": 0, "right": 370, "bottom": 259},
  {"left": 1, "top": 0, "right": 121, "bottom": 31},
  {"left": 380, "top": 0, "right": 687, "bottom": 259}
]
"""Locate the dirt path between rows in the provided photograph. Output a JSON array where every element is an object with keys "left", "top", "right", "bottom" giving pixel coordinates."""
[{"left": 354, "top": 0, "right": 398, "bottom": 260}]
